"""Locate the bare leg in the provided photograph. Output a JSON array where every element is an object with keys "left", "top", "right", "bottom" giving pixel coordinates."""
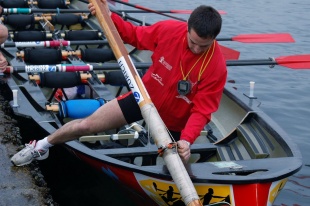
[{"left": 47, "top": 98, "right": 127, "bottom": 145}]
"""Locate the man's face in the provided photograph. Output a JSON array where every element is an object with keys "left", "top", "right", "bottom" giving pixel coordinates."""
[{"left": 187, "top": 29, "right": 214, "bottom": 55}]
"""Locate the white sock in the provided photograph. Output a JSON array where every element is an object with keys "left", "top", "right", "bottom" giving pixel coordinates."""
[{"left": 35, "top": 137, "right": 53, "bottom": 151}]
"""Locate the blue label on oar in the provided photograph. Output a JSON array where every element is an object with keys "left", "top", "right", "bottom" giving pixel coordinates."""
[
  {"left": 133, "top": 92, "right": 140, "bottom": 103},
  {"left": 25, "top": 65, "right": 56, "bottom": 72},
  {"left": 117, "top": 56, "right": 145, "bottom": 104}
]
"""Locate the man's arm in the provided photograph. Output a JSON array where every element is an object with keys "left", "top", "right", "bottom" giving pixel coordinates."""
[{"left": 0, "top": 23, "right": 8, "bottom": 72}]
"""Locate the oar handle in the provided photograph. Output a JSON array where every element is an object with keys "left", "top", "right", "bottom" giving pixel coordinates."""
[
  {"left": 27, "top": 0, "right": 70, "bottom": 5},
  {"left": 16, "top": 50, "right": 82, "bottom": 58},
  {"left": 62, "top": 50, "right": 82, "bottom": 58},
  {"left": 28, "top": 73, "right": 91, "bottom": 81},
  {"left": 27, "top": 1, "right": 38, "bottom": 5},
  {"left": 46, "top": 104, "right": 59, "bottom": 112}
]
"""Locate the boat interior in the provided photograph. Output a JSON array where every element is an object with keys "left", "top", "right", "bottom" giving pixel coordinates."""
[{"left": 0, "top": 0, "right": 299, "bottom": 180}]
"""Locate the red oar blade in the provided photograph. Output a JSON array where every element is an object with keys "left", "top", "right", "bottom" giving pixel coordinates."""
[
  {"left": 275, "top": 54, "right": 310, "bottom": 69},
  {"left": 219, "top": 45, "right": 240, "bottom": 60},
  {"left": 108, "top": 0, "right": 128, "bottom": 5},
  {"left": 216, "top": 10, "right": 227, "bottom": 15},
  {"left": 232, "top": 33, "right": 295, "bottom": 43},
  {"left": 170, "top": 10, "right": 192, "bottom": 14}
]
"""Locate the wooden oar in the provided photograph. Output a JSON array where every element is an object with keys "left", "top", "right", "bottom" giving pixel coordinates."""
[
  {"left": 89, "top": 0, "right": 202, "bottom": 205},
  {"left": 3, "top": 54, "right": 310, "bottom": 73}
]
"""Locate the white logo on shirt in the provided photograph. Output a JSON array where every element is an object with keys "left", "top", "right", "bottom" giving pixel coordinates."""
[
  {"left": 159, "top": 56, "right": 172, "bottom": 71},
  {"left": 151, "top": 73, "right": 164, "bottom": 86},
  {"left": 176, "top": 95, "right": 192, "bottom": 104}
]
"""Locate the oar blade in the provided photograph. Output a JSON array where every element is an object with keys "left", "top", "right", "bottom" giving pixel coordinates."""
[
  {"left": 170, "top": 10, "right": 192, "bottom": 14},
  {"left": 275, "top": 54, "right": 310, "bottom": 69},
  {"left": 232, "top": 33, "right": 295, "bottom": 43},
  {"left": 219, "top": 45, "right": 240, "bottom": 60},
  {"left": 217, "top": 10, "right": 227, "bottom": 15}
]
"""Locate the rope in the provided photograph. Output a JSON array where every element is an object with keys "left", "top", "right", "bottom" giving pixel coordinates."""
[{"left": 157, "top": 142, "right": 177, "bottom": 156}]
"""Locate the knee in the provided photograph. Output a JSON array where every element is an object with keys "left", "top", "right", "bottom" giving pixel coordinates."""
[
  {"left": 76, "top": 118, "right": 94, "bottom": 135},
  {"left": 0, "top": 25, "right": 8, "bottom": 44}
]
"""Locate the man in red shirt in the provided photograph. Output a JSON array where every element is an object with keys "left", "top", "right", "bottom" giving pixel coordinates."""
[{"left": 11, "top": 0, "right": 227, "bottom": 166}]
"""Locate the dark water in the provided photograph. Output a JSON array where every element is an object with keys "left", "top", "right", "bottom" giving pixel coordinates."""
[{"left": 42, "top": 0, "right": 310, "bottom": 205}]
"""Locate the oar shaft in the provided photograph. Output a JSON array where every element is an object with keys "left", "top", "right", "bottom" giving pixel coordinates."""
[
  {"left": 2, "top": 8, "right": 90, "bottom": 14},
  {"left": 4, "top": 64, "right": 94, "bottom": 73},
  {"left": 116, "top": 9, "right": 191, "bottom": 14},
  {"left": 1, "top": 40, "right": 109, "bottom": 48},
  {"left": 6, "top": 55, "right": 307, "bottom": 74},
  {"left": 110, "top": 0, "right": 186, "bottom": 22},
  {"left": 110, "top": 8, "right": 151, "bottom": 25},
  {"left": 226, "top": 59, "right": 276, "bottom": 66},
  {"left": 0, "top": 58, "right": 280, "bottom": 74},
  {"left": 24, "top": 0, "right": 70, "bottom": 5},
  {"left": 3, "top": 63, "right": 151, "bottom": 74},
  {"left": 217, "top": 33, "right": 294, "bottom": 43},
  {"left": 216, "top": 38, "right": 233, "bottom": 41},
  {"left": 2, "top": 37, "right": 290, "bottom": 48}
]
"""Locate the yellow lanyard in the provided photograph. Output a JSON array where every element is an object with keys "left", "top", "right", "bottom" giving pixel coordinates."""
[
  {"left": 198, "top": 41, "right": 215, "bottom": 82},
  {"left": 180, "top": 40, "right": 215, "bottom": 81}
]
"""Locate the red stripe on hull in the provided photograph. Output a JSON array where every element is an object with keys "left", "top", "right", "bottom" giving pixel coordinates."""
[{"left": 233, "top": 183, "right": 271, "bottom": 206}]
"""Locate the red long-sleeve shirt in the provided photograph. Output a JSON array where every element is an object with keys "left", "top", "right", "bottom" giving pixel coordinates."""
[{"left": 111, "top": 13, "right": 227, "bottom": 144}]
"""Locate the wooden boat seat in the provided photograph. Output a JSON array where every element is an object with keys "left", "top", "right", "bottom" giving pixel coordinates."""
[
  {"left": 236, "top": 122, "right": 270, "bottom": 159},
  {"left": 215, "top": 113, "right": 270, "bottom": 161},
  {"left": 217, "top": 145, "right": 236, "bottom": 161}
]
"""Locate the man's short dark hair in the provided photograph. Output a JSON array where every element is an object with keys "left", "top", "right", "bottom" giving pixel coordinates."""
[{"left": 188, "top": 5, "right": 222, "bottom": 39}]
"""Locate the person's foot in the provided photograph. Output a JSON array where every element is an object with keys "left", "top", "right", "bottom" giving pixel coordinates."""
[{"left": 11, "top": 140, "right": 49, "bottom": 166}]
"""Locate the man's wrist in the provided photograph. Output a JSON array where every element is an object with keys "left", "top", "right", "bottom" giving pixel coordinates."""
[{"left": 180, "top": 139, "right": 190, "bottom": 146}]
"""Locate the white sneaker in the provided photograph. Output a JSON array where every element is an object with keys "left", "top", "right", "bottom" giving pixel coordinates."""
[{"left": 11, "top": 140, "right": 49, "bottom": 166}]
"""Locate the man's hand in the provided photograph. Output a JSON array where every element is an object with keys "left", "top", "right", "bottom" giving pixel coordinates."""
[
  {"left": 88, "top": 0, "right": 111, "bottom": 16},
  {"left": 177, "top": 140, "right": 191, "bottom": 163}
]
